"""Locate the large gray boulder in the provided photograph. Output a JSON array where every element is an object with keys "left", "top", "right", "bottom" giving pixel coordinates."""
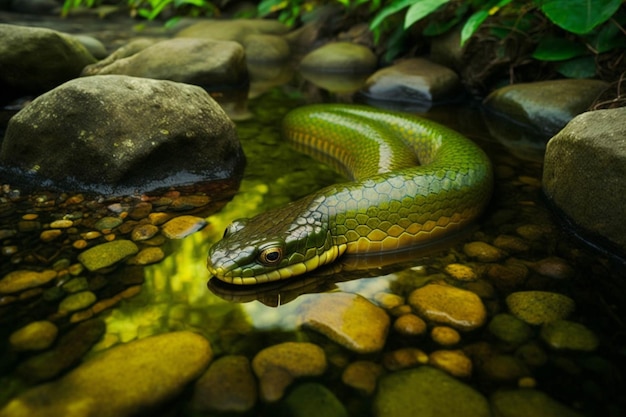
[
  {"left": 0, "top": 24, "right": 96, "bottom": 102},
  {"left": 0, "top": 75, "right": 244, "bottom": 195},
  {"left": 82, "top": 38, "right": 248, "bottom": 91},
  {"left": 543, "top": 107, "right": 626, "bottom": 254},
  {"left": 176, "top": 19, "right": 291, "bottom": 63}
]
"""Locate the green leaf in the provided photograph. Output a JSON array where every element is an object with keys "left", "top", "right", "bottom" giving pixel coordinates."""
[
  {"left": 404, "top": 0, "right": 450, "bottom": 29},
  {"left": 370, "top": 0, "right": 414, "bottom": 30},
  {"left": 538, "top": 0, "right": 622, "bottom": 34},
  {"left": 556, "top": 56, "right": 597, "bottom": 78},
  {"left": 461, "top": 9, "right": 488, "bottom": 45},
  {"left": 589, "top": 21, "right": 626, "bottom": 53},
  {"left": 532, "top": 36, "right": 588, "bottom": 61},
  {"left": 258, "top": 0, "right": 288, "bottom": 17}
]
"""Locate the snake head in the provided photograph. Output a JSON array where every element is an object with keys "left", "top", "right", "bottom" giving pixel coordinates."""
[
  {"left": 207, "top": 221, "right": 289, "bottom": 285},
  {"left": 207, "top": 196, "right": 345, "bottom": 285}
]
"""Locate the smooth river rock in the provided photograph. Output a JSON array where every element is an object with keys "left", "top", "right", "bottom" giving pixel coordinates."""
[
  {"left": 505, "top": 291, "right": 575, "bottom": 325},
  {"left": 362, "top": 58, "right": 461, "bottom": 104},
  {"left": 373, "top": 366, "right": 490, "bottom": 417},
  {"left": 543, "top": 107, "right": 626, "bottom": 254},
  {"left": 298, "top": 292, "right": 390, "bottom": 353},
  {"left": 408, "top": 283, "right": 487, "bottom": 331},
  {"left": 82, "top": 38, "right": 248, "bottom": 91},
  {"left": 252, "top": 342, "right": 327, "bottom": 402},
  {"left": 483, "top": 79, "right": 608, "bottom": 137},
  {"left": 77, "top": 240, "right": 139, "bottom": 271},
  {"left": 1, "top": 331, "right": 213, "bottom": 417},
  {"left": 300, "top": 42, "right": 377, "bottom": 73}
]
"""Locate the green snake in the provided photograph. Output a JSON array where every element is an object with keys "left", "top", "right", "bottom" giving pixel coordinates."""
[{"left": 207, "top": 104, "right": 493, "bottom": 285}]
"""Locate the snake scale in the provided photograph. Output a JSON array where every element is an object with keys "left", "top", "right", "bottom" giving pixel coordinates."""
[{"left": 207, "top": 104, "right": 493, "bottom": 285}]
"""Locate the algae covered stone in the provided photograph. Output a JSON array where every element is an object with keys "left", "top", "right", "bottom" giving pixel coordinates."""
[
  {"left": 192, "top": 355, "right": 257, "bottom": 413},
  {"left": 298, "top": 292, "right": 390, "bottom": 353},
  {"left": 540, "top": 320, "right": 599, "bottom": 351},
  {"left": 275, "top": 382, "right": 348, "bottom": 417},
  {"left": 506, "top": 291, "right": 575, "bottom": 325},
  {"left": 2, "top": 331, "right": 213, "bottom": 417},
  {"left": 373, "top": 366, "right": 490, "bottom": 417},
  {"left": 252, "top": 342, "right": 327, "bottom": 402},
  {"left": 77, "top": 240, "right": 139, "bottom": 271},
  {"left": 490, "top": 389, "right": 583, "bottom": 417}
]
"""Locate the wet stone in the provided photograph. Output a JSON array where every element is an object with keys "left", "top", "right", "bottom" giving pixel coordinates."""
[
  {"left": 58, "top": 291, "right": 97, "bottom": 313},
  {"left": 128, "top": 202, "right": 152, "bottom": 220},
  {"left": 408, "top": 283, "right": 487, "bottom": 331},
  {"left": 383, "top": 347, "right": 428, "bottom": 371},
  {"left": 493, "top": 234, "right": 530, "bottom": 253},
  {"left": 0, "top": 269, "right": 57, "bottom": 294},
  {"left": 516, "top": 342, "right": 548, "bottom": 367},
  {"left": 506, "top": 291, "right": 575, "bottom": 325},
  {"left": 130, "top": 224, "right": 159, "bottom": 241},
  {"left": 490, "top": 389, "right": 583, "bottom": 417},
  {"left": 161, "top": 215, "right": 207, "bottom": 239},
  {"left": 61, "top": 277, "right": 89, "bottom": 293},
  {"left": 516, "top": 224, "right": 549, "bottom": 241},
  {"left": 9, "top": 321, "right": 59, "bottom": 351},
  {"left": 540, "top": 320, "right": 599, "bottom": 351},
  {"left": 526, "top": 257, "right": 575, "bottom": 280},
  {"left": 40, "top": 229, "right": 62, "bottom": 242},
  {"left": 373, "top": 366, "right": 490, "bottom": 417},
  {"left": 393, "top": 313, "right": 427, "bottom": 336},
  {"left": 133, "top": 247, "right": 165, "bottom": 265},
  {"left": 252, "top": 342, "right": 327, "bottom": 402},
  {"left": 77, "top": 240, "right": 139, "bottom": 271},
  {"left": 298, "top": 292, "right": 390, "bottom": 353},
  {"left": 429, "top": 349, "right": 472, "bottom": 378},
  {"left": 277, "top": 382, "right": 348, "bottom": 417},
  {"left": 192, "top": 355, "right": 257, "bottom": 413},
  {"left": 16, "top": 319, "right": 106, "bottom": 384},
  {"left": 431, "top": 326, "right": 461, "bottom": 346},
  {"left": 7, "top": 331, "right": 212, "bottom": 416},
  {"left": 481, "top": 354, "right": 530, "bottom": 382},
  {"left": 342, "top": 360, "right": 384, "bottom": 395},
  {"left": 94, "top": 216, "right": 123, "bottom": 231},
  {"left": 488, "top": 313, "right": 533, "bottom": 346},
  {"left": 444, "top": 263, "right": 478, "bottom": 281},
  {"left": 463, "top": 241, "right": 507, "bottom": 262},
  {"left": 50, "top": 219, "right": 73, "bottom": 228}
]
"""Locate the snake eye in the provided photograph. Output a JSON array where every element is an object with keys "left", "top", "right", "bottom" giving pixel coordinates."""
[{"left": 258, "top": 246, "right": 283, "bottom": 265}]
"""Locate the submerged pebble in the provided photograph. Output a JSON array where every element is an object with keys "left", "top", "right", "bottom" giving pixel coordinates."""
[
  {"left": 373, "top": 366, "right": 490, "bottom": 417},
  {"left": 342, "top": 360, "right": 384, "bottom": 395},
  {"left": 9, "top": 321, "right": 59, "bottom": 351},
  {"left": 428, "top": 349, "right": 472, "bottom": 378},
  {"left": 298, "top": 292, "right": 390, "bottom": 353},
  {"left": 540, "top": 320, "right": 599, "bottom": 351},
  {"left": 192, "top": 355, "right": 257, "bottom": 413},
  {"left": 252, "top": 342, "right": 327, "bottom": 402},
  {"left": 77, "top": 240, "right": 139, "bottom": 271},
  {"left": 408, "top": 283, "right": 487, "bottom": 331},
  {"left": 0, "top": 270, "right": 57, "bottom": 294},
  {"left": 506, "top": 291, "right": 575, "bottom": 325},
  {"left": 463, "top": 241, "right": 507, "bottom": 262}
]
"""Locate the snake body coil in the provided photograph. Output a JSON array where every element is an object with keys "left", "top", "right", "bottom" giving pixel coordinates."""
[{"left": 207, "top": 104, "right": 493, "bottom": 285}]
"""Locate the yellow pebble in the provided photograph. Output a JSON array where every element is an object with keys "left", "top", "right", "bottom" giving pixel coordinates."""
[
  {"left": 431, "top": 326, "right": 461, "bottom": 346},
  {"left": 444, "top": 263, "right": 477, "bottom": 281},
  {"left": 393, "top": 314, "right": 427, "bottom": 336}
]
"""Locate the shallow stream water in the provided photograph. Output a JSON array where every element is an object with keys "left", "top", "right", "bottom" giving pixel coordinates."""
[{"left": 2, "top": 60, "right": 626, "bottom": 415}]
